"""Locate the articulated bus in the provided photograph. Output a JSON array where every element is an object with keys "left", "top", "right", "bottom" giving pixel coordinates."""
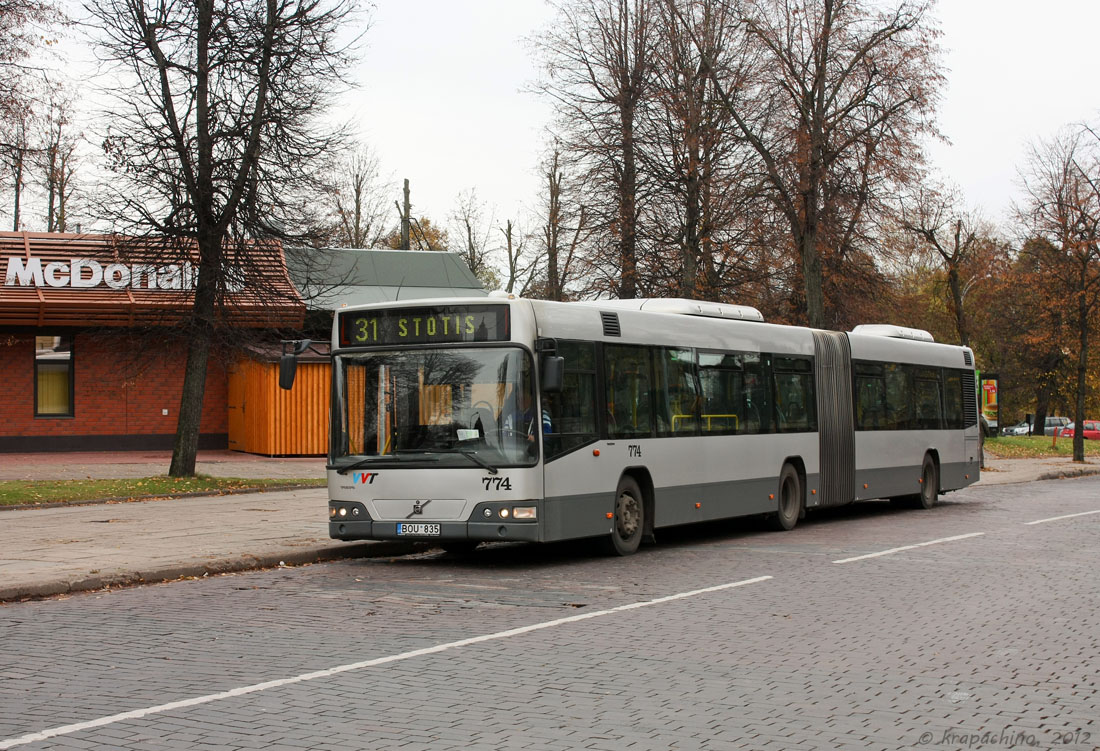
[{"left": 285, "top": 296, "right": 980, "bottom": 556}]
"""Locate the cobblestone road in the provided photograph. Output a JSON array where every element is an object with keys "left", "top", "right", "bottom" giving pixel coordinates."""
[{"left": 1, "top": 477, "right": 1097, "bottom": 750}]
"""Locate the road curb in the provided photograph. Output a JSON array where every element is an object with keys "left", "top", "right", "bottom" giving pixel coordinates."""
[
  {"left": 0, "top": 540, "right": 426, "bottom": 603},
  {"left": 1036, "top": 467, "right": 1100, "bottom": 482}
]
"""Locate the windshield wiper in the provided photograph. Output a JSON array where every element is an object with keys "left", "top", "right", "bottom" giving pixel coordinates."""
[
  {"left": 397, "top": 448, "right": 496, "bottom": 474},
  {"left": 336, "top": 457, "right": 378, "bottom": 475},
  {"left": 336, "top": 452, "right": 439, "bottom": 474},
  {"left": 458, "top": 450, "right": 497, "bottom": 475}
]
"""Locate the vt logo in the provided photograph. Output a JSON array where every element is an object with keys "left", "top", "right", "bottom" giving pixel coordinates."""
[{"left": 352, "top": 472, "right": 378, "bottom": 485}]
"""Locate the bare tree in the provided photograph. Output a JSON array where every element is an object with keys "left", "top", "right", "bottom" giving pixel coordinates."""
[
  {"left": 673, "top": 0, "right": 943, "bottom": 326},
  {"left": 898, "top": 184, "right": 984, "bottom": 346},
  {"left": 0, "top": 0, "right": 63, "bottom": 124},
  {"left": 450, "top": 189, "right": 500, "bottom": 289},
  {"left": 500, "top": 219, "right": 537, "bottom": 295},
  {"left": 88, "top": 0, "right": 362, "bottom": 476},
  {"left": 325, "top": 142, "right": 391, "bottom": 248},
  {"left": 36, "top": 81, "right": 81, "bottom": 232},
  {"left": 1018, "top": 128, "right": 1100, "bottom": 462},
  {"left": 533, "top": 0, "right": 656, "bottom": 299},
  {"left": 643, "top": 0, "right": 750, "bottom": 299},
  {"left": 1, "top": 108, "right": 31, "bottom": 229},
  {"left": 536, "top": 146, "right": 589, "bottom": 300}
]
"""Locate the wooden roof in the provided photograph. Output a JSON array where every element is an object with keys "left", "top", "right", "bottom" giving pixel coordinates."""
[{"left": 0, "top": 232, "right": 305, "bottom": 328}]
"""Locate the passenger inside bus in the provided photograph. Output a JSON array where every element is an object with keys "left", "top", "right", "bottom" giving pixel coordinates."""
[{"left": 502, "top": 390, "right": 551, "bottom": 455}]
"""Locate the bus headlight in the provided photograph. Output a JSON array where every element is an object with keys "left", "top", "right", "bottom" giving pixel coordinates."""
[
  {"left": 498, "top": 508, "right": 510, "bottom": 519},
  {"left": 512, "top": 506, "right": 537, "bottom": 520}
]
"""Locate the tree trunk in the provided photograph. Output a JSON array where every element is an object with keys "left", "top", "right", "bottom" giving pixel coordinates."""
[
  {"left": 681, "top": 143, "right": 701, "bottom": 299},
  {"left": 1073, "top": 292, "right": 1088, "bottom": 462},
  {"left": 947, "top": 265, "right": 968, "bottom": 346},
  {"left": 169, "top": 255, "right": 218, "bottom": 477},
  {"left": 11, "top": 152, "right": 23, "bottom": 231},
  {"left": 619, "top": 107, "right": 638, "bottom": 300},
  {"left": 1032, "top": 396, "right": 1049, "bottom": 439},
  {"left": 544, "top": 158, "right": 563, "bottom": 301},
  {"left": 800, "top": 225, "right": 825, "bottom": 328},
  {"left": 46, "top": 148, "right": 58, "bottom": 232},
  {"left": 169, "top": 326, "right": 213, "bottom": 476}
]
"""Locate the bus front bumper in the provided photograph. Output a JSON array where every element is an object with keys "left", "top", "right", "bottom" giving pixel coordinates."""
[
  {"left": 329, "top": 519, "right": 540, "bottom": 543},
  {"left": 328, "top": 502, "right": 540, "bottom": 543}
]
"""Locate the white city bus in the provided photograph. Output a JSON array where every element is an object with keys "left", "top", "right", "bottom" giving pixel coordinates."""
[{"left": 286, "top": 296, "right": 980, "bottom": 556}]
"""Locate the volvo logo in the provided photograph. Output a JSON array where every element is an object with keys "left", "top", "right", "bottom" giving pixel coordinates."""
[{"left": 408, "top": 500, "right": 431, "bottom": 518}]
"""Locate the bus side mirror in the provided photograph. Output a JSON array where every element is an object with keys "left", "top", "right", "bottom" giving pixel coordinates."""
[
  {"left": 278, "top": 339, "right": 312, "bottom": 390},
  {"left": 541, "top": 355, "right": 564, "bottom": 393}
]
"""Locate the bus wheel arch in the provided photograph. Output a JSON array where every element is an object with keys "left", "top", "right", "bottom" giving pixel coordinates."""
[
  {"left": 893, "top": 451, "right": 939, "bottom": 509},
  {"left": 768, "top": 460, "right": 804, "bottom": 531},
  {"left": 628, "top": 468, "right": 657, "bottom": 542},
  {"left": 784, "top": 456, "right": 807, "bottom": 520},
  {"left": 604, "top": 469, "right": 651, "bottom": 556},
  {"left": 917, "top": 451, "right": 940, "bottom": 509}
]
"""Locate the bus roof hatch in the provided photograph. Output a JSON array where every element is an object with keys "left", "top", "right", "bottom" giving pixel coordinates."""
[
  {"left": 590, "top": 298, "right": 765, "bottom": 322},
  {"left": 850, "top": 324, "right": 935, "bottom": 342}
]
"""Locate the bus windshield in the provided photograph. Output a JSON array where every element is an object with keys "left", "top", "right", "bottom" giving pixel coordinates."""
[{"left": 332, "top": 346, "right": 538, "bottom": 469}]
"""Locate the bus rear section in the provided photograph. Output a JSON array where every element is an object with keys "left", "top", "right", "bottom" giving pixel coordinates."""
[{"left": 847, "top": 326, "right": 981, "bottom": 506}]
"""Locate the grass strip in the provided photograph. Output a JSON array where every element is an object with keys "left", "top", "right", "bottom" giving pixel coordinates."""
[
  {"left": 985, "top": 436, "right": 1100, "bottom": 459},
  {"left": 0, "top": 475, "right": 326, "bottom": 507}
]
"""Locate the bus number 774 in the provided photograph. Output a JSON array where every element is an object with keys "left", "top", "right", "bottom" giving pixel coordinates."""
[{"left": 482, "top": 476, "right": 513, "bottom": 491}]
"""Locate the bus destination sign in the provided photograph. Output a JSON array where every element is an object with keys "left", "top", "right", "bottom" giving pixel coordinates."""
[{"left": 338, "top": 305, "right": 509, "bottom": 347}]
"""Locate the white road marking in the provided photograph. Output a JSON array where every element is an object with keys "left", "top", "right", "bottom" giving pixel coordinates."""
[
  {"left": 0, "top": 575, "right": 773, "bottom": 750},
  {"left": 831, "top": 533, "right": 986, "bottom": 564},
  {"left": 1025, "top": 509, "right": 1100, "bottom": 525}
]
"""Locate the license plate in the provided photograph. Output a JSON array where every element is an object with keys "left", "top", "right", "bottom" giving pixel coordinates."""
[{"left": 397, "top": 523, "right": 441, "bottom": 536}]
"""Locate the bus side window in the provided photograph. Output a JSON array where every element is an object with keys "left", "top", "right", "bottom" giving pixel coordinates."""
[
  {"left": 911, "top": 366, "right": 944, "bottom": 430},
  {"left": 773, "top": 356, "right": 816, "bottom": 433},
  {"left": 542, "top": 340, "right": 598, "bottom": 460},
  {"left": 853, "top": 361, "right": 885, "bottom": 430},
  {"left": 943, "top": 370, "right": 965, "bottom": 430},
  {"left": 656, "top": 347, "right": 699, "bottom": 435},
  {"left": 698, "top": 350, "right": 742, "bottom": 435},
  {"left": 741, "top": 354, "right": 770, "bottom": 434},
  {"left": 883, "top": 362, "right": 910, "bottom": 430},
  {"left": 604, "top": 344, "right": 655, "bottom": 439}
]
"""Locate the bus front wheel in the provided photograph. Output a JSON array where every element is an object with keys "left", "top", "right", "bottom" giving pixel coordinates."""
[
  {"left": 768, "top": 464, "right": 802, "bottom": 531},
  {"left": 604, "top": 476, "right": 644, "bottom": 556}
]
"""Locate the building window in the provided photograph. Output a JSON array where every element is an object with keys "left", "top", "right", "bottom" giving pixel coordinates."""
[{"left": 35, "top": 335, "right": 73, "bottom": 417}]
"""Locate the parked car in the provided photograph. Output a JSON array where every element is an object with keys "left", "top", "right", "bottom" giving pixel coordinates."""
[
  {"left": 1003, "top": 416, "right": 1070, "bottom": 436},
  {"left": 1059, "top": 420, "right": 1100, "bottom": 440},
  {"left": 1044, "top": 416, "right": 1072, "bottom": 435}
]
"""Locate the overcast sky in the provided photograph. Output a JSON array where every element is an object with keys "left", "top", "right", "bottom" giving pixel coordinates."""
[
  {"left": 351, "top": 0, "right": 1100, "bottom": 235},
  {"left": 48, "top": 1, "right": 1100, "bottom": 240}
]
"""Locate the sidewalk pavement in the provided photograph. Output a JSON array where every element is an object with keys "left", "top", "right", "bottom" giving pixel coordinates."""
[{"left": 1, "top": 450, "right": 1098, "bottom": 602}]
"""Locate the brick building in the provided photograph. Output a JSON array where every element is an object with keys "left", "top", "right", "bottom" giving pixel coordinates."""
[
  {"left": 0, "top": 232, "right": 303, "bottom": 452},
  {"left": 1, "top": 233, "right": 487, "bottom": 454}
]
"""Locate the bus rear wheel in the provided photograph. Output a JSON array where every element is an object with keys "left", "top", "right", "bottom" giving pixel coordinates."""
[
  {"left": 892, "top": 454, "right": 938, "bottom": 509},
  {"left": 603, "top": 476, "right": 644, "bottom": 556},
  {"left": 768, "top": 464, "right": 802, "bottom": 531},
  {"left": 913, "top": 454, "right": 938, "bottom": 509}
]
